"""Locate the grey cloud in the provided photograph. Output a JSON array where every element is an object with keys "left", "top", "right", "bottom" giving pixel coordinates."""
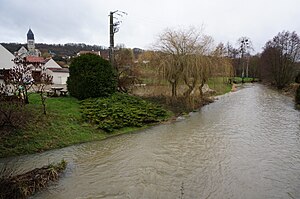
[{"left": 0, "top": 0, "right": 299, "bottom": 52}]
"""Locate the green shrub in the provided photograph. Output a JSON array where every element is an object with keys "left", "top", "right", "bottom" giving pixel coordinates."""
[
  {"left": 67, "top": 54, "right": 117, "bottom": 100},
  {"left": 80, "top": 93, "right": 169, "bottom": 132},
  {"left": 296, "top": 86, "right": 300, "bottom": 105}
]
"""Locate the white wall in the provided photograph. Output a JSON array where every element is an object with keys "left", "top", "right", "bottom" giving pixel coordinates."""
[
  {"left": 46, "top": 69, "right": 69, "bottom": 85},
  {"left": 52, "top": 72, "right": 69, "bottom": 85}
]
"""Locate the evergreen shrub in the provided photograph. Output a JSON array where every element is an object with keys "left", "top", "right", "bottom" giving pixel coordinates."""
[
  {"left": 80, "top": 93, "right": 169, "bottom": 132},
  {"left": 67, "top": 54, "right": 116, "bottom": 100}
]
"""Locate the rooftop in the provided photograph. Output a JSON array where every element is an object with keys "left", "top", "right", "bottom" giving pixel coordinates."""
[{"left": 25, "top": 56, "right": 44, "bottom": 63}]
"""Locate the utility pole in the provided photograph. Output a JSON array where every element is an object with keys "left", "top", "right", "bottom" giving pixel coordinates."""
[
  {"left": 109, "top": 10, "right": 127, "bottom": 70},
  {"left": 109, "top": 11, "right": 115, "bottom": 69}
]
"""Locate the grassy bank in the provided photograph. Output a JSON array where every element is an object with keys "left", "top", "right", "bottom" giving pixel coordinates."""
[
  {"left": 208, "top": 77, "right": 232, "bottom": 95},
  {"left": 0, "top": 77, "right": 234, "bottom": 158},
  {"left": 1, "top": 95, "right": 100, "bottom": 158},
  {"left": 0, "top": 94, "right": 170, "bottom": 158}
]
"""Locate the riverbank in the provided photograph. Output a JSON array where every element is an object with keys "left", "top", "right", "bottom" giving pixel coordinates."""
[
  {"left": 262, "top": 82, "right": 300, "bottom": 107},
  {"left": 0, "top": 81, "right": 234, "bottom": 158},
  {"left": 0, "top": 160, "right": 66, "bottom": 199},
  {"left": 0, "top": 93, "right": 171, "bottom": 158}
]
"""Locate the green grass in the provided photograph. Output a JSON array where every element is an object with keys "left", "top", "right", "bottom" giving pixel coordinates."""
[
  {"left": 207, "top": 77, "right": 260, "bottom": 95},
  {"left": 208, "top": 77, "right": 232, "bottom": 95},
  {"left": 0, "top": 94, "right": 170, "bottom": 158}
]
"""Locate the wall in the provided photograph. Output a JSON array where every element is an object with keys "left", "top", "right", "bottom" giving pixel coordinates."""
[{"left": 52, "top": 72, "right": 69, "bottom": 85}]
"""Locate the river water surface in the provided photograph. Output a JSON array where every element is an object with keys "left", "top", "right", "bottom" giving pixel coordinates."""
[{"left": 1, "top": 84, "right": 300, "bottom": 199}]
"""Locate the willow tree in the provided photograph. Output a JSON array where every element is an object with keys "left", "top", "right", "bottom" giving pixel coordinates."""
[
  {"left": 183, "top": 42, "right": 234, "bottom": 97},
  {"left": 180, "top": 35, "right": 216, "bottom": 98},
  {"left": 155, "top": 27, "right": 213, "bottom": 97}
]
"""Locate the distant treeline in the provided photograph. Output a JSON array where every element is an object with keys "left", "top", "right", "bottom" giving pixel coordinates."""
[{"left": 1, "top": 43, "right": 107, "bottom": 57}]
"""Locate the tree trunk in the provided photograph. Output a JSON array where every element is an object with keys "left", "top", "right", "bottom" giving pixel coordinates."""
[
  {"left": 183, "top": 78, "right": 196, "bottom": 98},
  {"left": 23, "top": 89, "right": 29, "bottom": 104},
  {"left": 171, "top": 83, "right": 177, "bottom": 97},
  {"left": 40, "top": 93, "right": 47, "bottom": 115},
  {"left": 199, "top": 80, "right": 205, "bottom": 99}
]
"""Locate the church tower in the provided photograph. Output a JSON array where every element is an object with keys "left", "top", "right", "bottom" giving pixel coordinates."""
[{"left": 27, "top": 28, "right": 35, "bottom": 53}]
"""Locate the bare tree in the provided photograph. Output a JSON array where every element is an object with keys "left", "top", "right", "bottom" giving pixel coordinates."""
[
  {"left": 260, "top": 31, "right": 300, "bottom": 89},
  {"left": 114, "top": 47, "right": 140, "bottom": 92},
  {"left": 4, "top": 56, "right": 53, "bottom": 114},
  {"left": 5, "top": 57, "right": 34, "bottom": 104},
  {"left": 211, "top": 44, "right": 234, "bottom": 83},
  {"left": 225, "top": 42, "right": 239, "bottom": 77},
  {"left": 181, "top": 40, "right": 233, "bottom": 98},
  {"left": 155, "top": 27, "right": 214, "bottom": 97},
  {"left": 33, "top": 68, "right": 53, "bottom": 115},
  {"left": 237, "top": 37, "right": 253, "bottom": 82}
]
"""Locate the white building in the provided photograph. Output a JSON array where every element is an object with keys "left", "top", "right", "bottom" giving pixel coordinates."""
[
  {"left": 0, "top": 44, "right": 15, "bottom": 84},
  {"left": 0, "top": 44, "right": 15, "bottom": 69},
  {"left": 44, "top": 58, "right": 69, "bottom": 85},
  {"left": 1, "top": 43, "right": 69, "bottom": 86}
]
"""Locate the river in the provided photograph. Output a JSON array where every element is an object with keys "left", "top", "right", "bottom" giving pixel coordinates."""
[{"left": 1, "top": 84, "right": 300, "bottom": 199}]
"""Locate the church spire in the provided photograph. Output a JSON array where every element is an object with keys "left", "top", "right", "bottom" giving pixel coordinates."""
[
  {"left": 27, "top": 28, "right": 34, "bottom": 40},
  {"left": 27, "top": 28, "right": 35, "bottom": 52}
]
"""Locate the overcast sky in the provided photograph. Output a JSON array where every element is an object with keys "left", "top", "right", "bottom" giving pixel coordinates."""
[{"left": 0, "top": 0, "right": 299, "bottom": 53}]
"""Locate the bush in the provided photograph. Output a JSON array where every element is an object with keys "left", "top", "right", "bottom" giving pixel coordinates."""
[
  {"left": 296, "top": 86, "right": 300, "bottom": 105},
  {"left": 67, "top": 54, "right": 117, "bottom": 100},
  {"left": 80, "top": 93, "right": 169, "bottom": 132},
  {"left": 0, "top": 96, "right": 32, "bottom": 136}
]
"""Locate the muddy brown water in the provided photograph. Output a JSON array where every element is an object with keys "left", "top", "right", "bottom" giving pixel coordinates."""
[{"left": 1, "top": 84, "right": 300, "bottom": 199}]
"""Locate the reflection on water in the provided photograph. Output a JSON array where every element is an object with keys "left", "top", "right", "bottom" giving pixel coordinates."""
[{"left": 1, "top": 84, "right": 300, "bottom": 199}]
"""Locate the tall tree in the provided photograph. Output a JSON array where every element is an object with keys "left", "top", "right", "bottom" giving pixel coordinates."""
[
  {"left": 225, "top": 42, "right": 240, "bottom": 77},
  {"left": 155, "top": 27, "right": 213, "bottom": 97},
  {"left": 211, "top": 43, "right": 234, "bottom": 82},
  {"left": 237, "top": 37, "right": 253, "bottom": 81},
  {"left": 67, "top": 54, "right": 117, "bottom": 100},
  {"left": 155, "top": 28, "right": 199, "bottom": 97},
  {"left": 260, "top": 31, "right": 300, "bottom": 89},
  {"left": 114, "top": 47, "right": 139, "bottom": 92}
]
